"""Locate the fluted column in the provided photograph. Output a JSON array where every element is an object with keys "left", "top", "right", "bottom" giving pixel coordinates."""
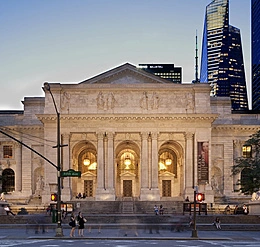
[
  {"left": 15, "top": 143, "right": 22, "bottom": 192},
  {"left": 107, "top": 132, "right": 115, "bottom": 191},
  {"left": 140, "top": 132, "right": 150, "bottom": 200},
  {"left": 185, "top": 132, "right": 194, "bottom": 196},
  {"left": 144, "top": 132, "right": 160, "bottom": 200},
  {"left": 95, "top": 132, "right": 115, "bottom": 201},
  {"left": 96, "top": 132, "right": 104, "bottom": 190}
]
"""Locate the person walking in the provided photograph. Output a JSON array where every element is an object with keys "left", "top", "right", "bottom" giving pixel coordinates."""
[
  {"left": 69, "top": 212, "right": 76, "bottom": 237},
  {"left": 77, "top": 211, "right": 86, "bottom": 237}
]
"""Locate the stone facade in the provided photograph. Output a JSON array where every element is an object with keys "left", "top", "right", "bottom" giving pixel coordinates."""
[{"left": 0, "top": 63, "right": 259, "bottom": 205}]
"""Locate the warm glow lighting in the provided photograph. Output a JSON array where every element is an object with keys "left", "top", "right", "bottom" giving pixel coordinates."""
[
  {"left": 88, "top": 162, "right": 97, "bottom": 170},
  {"left": 159, "top": 162, "right": 167, "bottom": 170},
  {"left": 124, "top": 158, "right": 131, "bottom": 169},
  {"left": 83, "top": 159, "right": 90, "bottom": 166},
  {"left": 165, "top": 158, "right": 172, "bottom": 166}
]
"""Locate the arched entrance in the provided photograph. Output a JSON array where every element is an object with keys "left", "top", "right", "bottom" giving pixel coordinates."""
[
  {"left": 158, "top": 141, "right": 183, "bottom": 198},
  {"left": 115, "top": 141, "right": 140, "bottom": 199},
  {"left": 72, "top": 141, "right": 97, "bottom": 198},
  {"left": 2, "top": 168, "right": 15, "bottom": 193}
]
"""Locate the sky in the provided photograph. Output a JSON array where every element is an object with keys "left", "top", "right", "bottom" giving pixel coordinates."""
[{"left": 0, "top": 0, "right": 251, "bottom": 110}]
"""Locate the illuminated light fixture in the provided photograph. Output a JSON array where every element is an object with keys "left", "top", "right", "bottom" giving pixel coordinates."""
[
  {"left": 124, "top": 157, "right": 131, "bottom": 169},
  {"left": 83, "top": 159, "right": 90, "bottom": 166},
  {"left": 159, "top": 162, "right": 167, "bottom": 170},
  {"left": 88, "top": 162, "right": 97, "bottom": 170},
  {"left": 165, "top": 158, "right": 172, "bottom": 166}
]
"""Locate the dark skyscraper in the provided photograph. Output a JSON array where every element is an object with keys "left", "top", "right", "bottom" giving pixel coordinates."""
[
  {"left": 252, "top": 0, "right": 260, "bottom": 111},
  {"left": 138, "top": 64, "right": 182, "bottom": 83},
  {"left": 200, "top": 0, "right": 248, "bottom": 111}
]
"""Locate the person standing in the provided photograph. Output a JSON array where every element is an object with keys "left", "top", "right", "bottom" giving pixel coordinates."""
[
  {"left": 69, "top": 212, "right": 76, "bottom": 237},
  {"left": 77, "top": 211, "right": 86, "bottom": 237}
]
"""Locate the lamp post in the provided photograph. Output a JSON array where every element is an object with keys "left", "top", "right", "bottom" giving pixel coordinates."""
[
  {"left": 191, "top": 187, "right": 198, "bottom": 238},
  {"left": 44, "top": 82, "right": 63, "bottom": 237}
]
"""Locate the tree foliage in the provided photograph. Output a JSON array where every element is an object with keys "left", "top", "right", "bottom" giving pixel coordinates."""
[{"left": 232, "top": 130, "right": 260, "bottom": 194}]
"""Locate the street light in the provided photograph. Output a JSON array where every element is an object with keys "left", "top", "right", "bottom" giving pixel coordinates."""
[{"left": 44, "top": 82, "right": 63, "bottom": 237}]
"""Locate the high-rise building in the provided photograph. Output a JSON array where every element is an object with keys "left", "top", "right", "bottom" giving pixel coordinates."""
[
  {"left": 138, "top": 64, "right": 182, "bottom": 83},
  {"left": 200, "top": 0, "right": 248, "bottom": 111},
  {"left": 252, "top": 0, "right": 260, "bottom": 110}
]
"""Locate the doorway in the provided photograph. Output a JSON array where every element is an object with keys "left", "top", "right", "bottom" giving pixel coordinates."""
[{"left": 123, "top": 180, "right": 132, "bottom": 197}]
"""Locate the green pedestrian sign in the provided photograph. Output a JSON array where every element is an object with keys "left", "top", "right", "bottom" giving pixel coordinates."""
[{"left": 61, "top": 169, "right": 81, "bottom": 177}]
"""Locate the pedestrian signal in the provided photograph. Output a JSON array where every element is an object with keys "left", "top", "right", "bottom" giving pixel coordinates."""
[
  {"left": 196, "top": 193, "right": 205, "bottom": 202},
  {"left": 51, "top": 193, "right": 57, "bottom": 201}
]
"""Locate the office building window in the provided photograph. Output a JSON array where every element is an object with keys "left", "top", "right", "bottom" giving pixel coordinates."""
[{"left": 3, "top": 145, "right": 13, "bottom": 158}]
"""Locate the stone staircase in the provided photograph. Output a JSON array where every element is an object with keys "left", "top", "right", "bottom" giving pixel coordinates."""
[{"left": 122, "top": 198, "right": 134, "bottom": 214}]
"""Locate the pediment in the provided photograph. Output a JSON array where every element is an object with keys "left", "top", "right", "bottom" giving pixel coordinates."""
[
  {"left": 81, "top": 171, "right": 96, "bottom": 177},
  {"left": 159, "top": 171, "right": 175, "bottom": 178},
  {"left": 79, "top": 63, "right": 168, "bottom": 85},
  {"left": 120, "top": 171, "right": 136, "bottom": 178}
]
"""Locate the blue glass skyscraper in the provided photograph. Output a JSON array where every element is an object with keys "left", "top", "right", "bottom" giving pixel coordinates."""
[
  {"left": 200, "top": 0, "right": 248, "bottom": 111},
  {"left": 252, "top": 0, "right": 260, "bottom": 111}
]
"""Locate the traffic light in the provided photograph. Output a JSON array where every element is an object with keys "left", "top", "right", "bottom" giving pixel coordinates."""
[
  {"left": 196, "top": 193, "right": 205, "bottom": 202},
  {"left": 51, "top": 193, "right": 57, "bottom": 201}
]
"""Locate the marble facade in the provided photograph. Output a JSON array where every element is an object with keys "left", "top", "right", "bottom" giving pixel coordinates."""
[{"left": 0, "top": 63, "right": 259, "bottom": 205}]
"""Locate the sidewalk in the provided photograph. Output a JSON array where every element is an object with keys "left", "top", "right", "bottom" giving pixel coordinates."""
[{"left": 0, "top": 225, "right": 260, "bottom": 241}]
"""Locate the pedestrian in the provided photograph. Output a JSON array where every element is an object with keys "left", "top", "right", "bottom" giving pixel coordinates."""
[
  {"left": 214, "top": 217, "right": 221, "bottom": 229},
  {"left": 69, "top": 212, "right": 76, "bottom": 237},
  {"left": 4, "top": 205, "right": 15, "bottom": 216},
  {"left": 77, "top": 211, "right": 87, "bottom": 237},
  {"left": 154, "top": 205, "right": 159, "bottom": 215},
  {"left": 185, "top": 196, "right": 190, "bottom": 202},
  {"left": 159, "top": 205, "right": 164, "bottom": 215}
]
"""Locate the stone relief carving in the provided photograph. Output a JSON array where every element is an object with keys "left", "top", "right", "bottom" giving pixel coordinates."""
[
  {"left": 97, "top": 92, "right": 116, "bottom": 110},
  {"left": 140, "top": 92, "right": 160, "bottom": 110},
  {"left": 61, "top": 91, "right": 71, "bottom": 112}
]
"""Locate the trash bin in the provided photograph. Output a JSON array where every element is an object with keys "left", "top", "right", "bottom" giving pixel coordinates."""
[{"left": 52, "top": 209, "right": 58, "bottom": 223}]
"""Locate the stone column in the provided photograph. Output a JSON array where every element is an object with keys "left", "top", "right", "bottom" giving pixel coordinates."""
[
  {"left": 184, "top": 132, "right": 194, "bottom": 196},
  {"left": 15, "top": 143, "right": 22, "bottom": 192},
  {"left": 95, "top": 132, "right": 105, "bottom": 200},
  {"left": 107, "top": 132, "right": 115, "bottom": 198},
  {"left": 149, "top": 132, "right": 160, "bottom": 200},
  {"left": 61, "top": 133, "right": 71, "bottom": 201},
  {"left": 140, "top": 132, "right": 150, "bottom": 200},
  {"left": 21, "top": 145, "right": 32, "bottom": 196},
  {"left": 96, "top": 131, "right": 115, "bottom": 201}
]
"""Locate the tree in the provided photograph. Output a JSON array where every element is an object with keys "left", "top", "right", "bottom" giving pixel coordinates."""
[{"left": 232, "top": 130, "right": 260, "bottom": 194}]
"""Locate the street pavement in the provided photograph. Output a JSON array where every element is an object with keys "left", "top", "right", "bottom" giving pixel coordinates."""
[{"left": 0, "top": 224, "right": 260, "bottom": 241}]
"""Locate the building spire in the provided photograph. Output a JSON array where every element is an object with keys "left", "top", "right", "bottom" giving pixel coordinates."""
[{"left": 193, "top": 30, "right": 200, "bottom": 83}]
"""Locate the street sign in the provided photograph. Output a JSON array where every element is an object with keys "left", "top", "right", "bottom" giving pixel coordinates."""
[{"left": 61, "top": 169, "right": 81, "bottom": 177}]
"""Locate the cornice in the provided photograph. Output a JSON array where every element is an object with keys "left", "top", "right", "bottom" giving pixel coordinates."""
[
  {"left": 37, "top": 114, "right": 218, "bottom": 123},
  {"left": 212, "top": 125, "right": 260, "bottom": 131}
]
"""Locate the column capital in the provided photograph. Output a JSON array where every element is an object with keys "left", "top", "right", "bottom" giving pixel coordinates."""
[
  {"left": 107, "top": 132, "right": 114, "bottom": 140},
  {"left": 184, "top": 132, "right": 194, "bottom": 140},
  {"left": 150, "top": 132, "right": 158, "bottom": 140},
  {"left": 97, "top": 132, "right": 104, "bottom": 140},
  {"left": 141, "top": 132, "right": 149, "bottom": 140}
]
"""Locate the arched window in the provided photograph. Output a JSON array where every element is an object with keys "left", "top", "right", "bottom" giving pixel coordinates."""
[{"left": 2, "top": 168, "right": 15, "bottom": 192}]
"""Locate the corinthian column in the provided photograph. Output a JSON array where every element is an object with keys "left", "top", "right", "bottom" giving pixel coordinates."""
[
  {"left": 140, "top": 132, "right": 150, "bottom": 200},
  {"left": 185, "top": 132, "right": 194, "bottom": 196},
  {"left": 96, "top": 132, "right": 104, "bottom": 190},
  {"left": 148, "top": 132, "right": 160, "bottom": 200},
  {"left": 107, "top": 132, "right": 115, "bottom": 194}
]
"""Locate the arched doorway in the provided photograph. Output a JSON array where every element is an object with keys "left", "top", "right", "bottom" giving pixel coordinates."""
[
  {"left": 158, "top": 141, "right": 183, "bottom": 198},
  {"left": 2, "top": 168, "right": 15, "bottom": 193},
  {"left": 72, "top": 141, "right": 97, "bottom": 198},
  {"left": 115, "top": 141, "right": 140, "bottom": 199}
]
